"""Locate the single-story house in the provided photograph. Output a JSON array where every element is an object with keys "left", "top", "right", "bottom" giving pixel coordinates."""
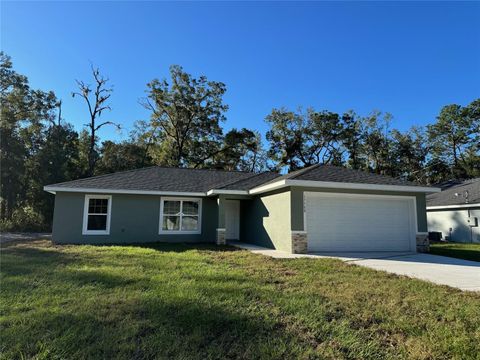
[
  {"left": 427, "top": 178, "right": 480, "bottom": 243},
  {"left": 44, "top": 164, "right": 440, "bottom": 253}
]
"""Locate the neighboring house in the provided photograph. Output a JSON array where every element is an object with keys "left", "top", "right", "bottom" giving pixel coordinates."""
[
  {"left": 44, "top": 164, "right": 439, "bottom": 253},
  {"left": 427, "top": 178, "right": 480, "bottom": 243}
]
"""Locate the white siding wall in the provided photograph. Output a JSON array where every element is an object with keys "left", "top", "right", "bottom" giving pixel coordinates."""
[{"left": 427, "top": 208, "right": 480, "bottom": 243}]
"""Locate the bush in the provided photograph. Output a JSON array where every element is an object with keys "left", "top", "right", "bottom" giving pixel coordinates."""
[
  {"left": 0, "top": 218, "right": 14, "bottom": 232},
  {"left": 0, "top": 205, "right": 50, "bottom": 232}
]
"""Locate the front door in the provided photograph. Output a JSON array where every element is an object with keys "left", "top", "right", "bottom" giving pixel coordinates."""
[{"left": 225, "top": 200, "right": 240, "bottom": 240}]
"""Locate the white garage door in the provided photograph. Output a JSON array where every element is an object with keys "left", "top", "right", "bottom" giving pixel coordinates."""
[{"left": 305, "top": 192, "right": 416, "bottom": 252}]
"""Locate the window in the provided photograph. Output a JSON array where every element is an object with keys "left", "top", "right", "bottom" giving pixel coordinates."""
[
  {"left": 82, "top": 195, "right": 112, "bottom": 235},
  {"left": 159, "top": 198, "right": 202, "bottom": 234}
]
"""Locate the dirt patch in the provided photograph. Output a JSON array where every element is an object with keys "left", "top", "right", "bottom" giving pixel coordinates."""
[{"left": 0, "top": 233, "right": 51, "bottom": 244}]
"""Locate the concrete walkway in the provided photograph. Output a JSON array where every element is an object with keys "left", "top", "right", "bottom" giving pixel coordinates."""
[{"left": 230, "top": 242, "right": 480, "bottom": 292}]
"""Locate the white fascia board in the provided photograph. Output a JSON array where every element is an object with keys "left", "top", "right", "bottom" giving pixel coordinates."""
[
  {"left": 248, "top": 179, "right": 441, "bottom": 195},
  {"left": 206, "top": 189, "right": 249, "bottom": 196},
  {"left": 427, "top": 203, "right": 480, "bottom": 210},
  {"left": 248, "top": 180, "right": 288, "bottom": 195},
  {"left": 43, "top": 186, "right": 206, "bottom": 197},
  {"left": 285, "top": 179, "right": 441, "bottom": 193}
]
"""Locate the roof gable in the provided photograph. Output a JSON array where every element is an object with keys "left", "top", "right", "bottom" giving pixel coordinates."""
[{"left": 259, "top": 164, "right": 425, "bottom": 188}]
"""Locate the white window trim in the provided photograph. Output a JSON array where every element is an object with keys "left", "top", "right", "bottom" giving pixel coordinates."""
[
  {"left": 82, "top": 194, "right": 112, "bottom": 235},
  {"left": 159, "top": 197, "right": 202, "bottom": 235}
]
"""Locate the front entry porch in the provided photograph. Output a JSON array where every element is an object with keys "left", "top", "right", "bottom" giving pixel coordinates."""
[{"left": 215, "top": 195, "right": 248, "bottom": 245}]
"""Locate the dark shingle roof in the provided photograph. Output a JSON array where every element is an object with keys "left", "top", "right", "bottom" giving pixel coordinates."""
[
  {"left": 218, "top": 172, "right": 280, "bottom": 190},
  {"left": 260, "top": 164, "right": 425, "bottom": 187},
  {"left": 46, "top": 164, "right": 433, "bottom": 194},
  {"left": 427, "top": 178, "right": 480, "bottom": 207},
  {"left": 48, "top": 166, "right": 277, "bottom": 193}
]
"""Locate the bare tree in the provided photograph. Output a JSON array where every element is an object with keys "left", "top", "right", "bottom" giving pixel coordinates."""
[{"left": 72, "top": 66, "right": 119, "bottom": 176}]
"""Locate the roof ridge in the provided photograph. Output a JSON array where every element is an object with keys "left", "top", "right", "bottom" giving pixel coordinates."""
[
  {"left": 317, "top": 164, "right": 419, "bottom": 186},
  {"left": 153, "top": 165, "right": 255, "bottom": 174},
  {"left": 288, "top": 164, "right": 321, "bottom": 180},
  {"left": 49, "top": 166, "right": 159, "bottom": 186},
  {"left": 216, "top": 171, "right": 275, "bottom": 189},
  {"left": 48, "top": 165, "right": 265, "bottom": 187}
]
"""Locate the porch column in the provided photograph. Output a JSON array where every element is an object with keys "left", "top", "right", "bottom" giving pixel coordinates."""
[
  {"left": 416, "top": 232, "right": 430, "bottom": 253},
  {"left": 291, "top": 188, "right": 308, "bottom": 254},
  {"left": 216, "top": 195, "right": 226, "bottom": 245}
]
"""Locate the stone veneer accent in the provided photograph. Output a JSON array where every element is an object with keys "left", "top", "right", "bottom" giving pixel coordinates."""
[
  {"left": 416, "top": 233, "right": 430, "bottom": 253},
  {"left": 216, "top": 228, "right": 226, "bottom": 245},
  {"left": 292, "top": 231, "right": 308, "bottom": 254}
]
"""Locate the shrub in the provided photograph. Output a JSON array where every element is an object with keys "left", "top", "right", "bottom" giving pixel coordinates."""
[
  {"left": 0, "top": 218, "right": 14, "bottom": 232},
  {"left": 0, "top": 205, "right": 50, "bottom": 232}
]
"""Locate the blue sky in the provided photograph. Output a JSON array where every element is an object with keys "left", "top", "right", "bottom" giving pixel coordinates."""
[{"left": 2, "top": 1, "right": 479, "bottom": 142}]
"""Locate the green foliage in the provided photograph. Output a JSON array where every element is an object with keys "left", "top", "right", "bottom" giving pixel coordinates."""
[
  {"left": 427, "top": 99, "right": 480, "bottom": 180},
  {"left": 341, "top": 111, "right": 364, "bottom": 170},
  {"left": 143, "top": 65, "right": 228, "bottom": 168},
  {"left": 212, "top": 128, "right": 267, "bottom": 172},
  {"left": 0, "top": 205, "right": 46, "bottom": 232},
  {"left": 1, "top": 50, "right": 478, "bottom": 231},
  {"left": 361, "top": 112, "right": 393, "bottom": 175},
  {"left": 0, "top": 52, "right": 59, "bottom": 223},
  {"left": 265, "top": 108, "right": 344, "bottom": 171},
  {"left": 265, "top": 102, "right": 479, "bottom": 184},
  {"left": 1, "top": 53, "right": 82, "bottom": 231},
  {"left": 390, "top": 127, "right": 428, "bottom": 183},
  {"left": 96, "top": 140, "right": 152, "bottom": 175}
]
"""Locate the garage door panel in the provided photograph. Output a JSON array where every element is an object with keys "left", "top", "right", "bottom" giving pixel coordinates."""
[{"left": 305, "top": 193, "right": 414, "bottom": 252}]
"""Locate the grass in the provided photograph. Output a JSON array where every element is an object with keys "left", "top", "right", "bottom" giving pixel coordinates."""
[
  {"left": 430, "top": 242, "right": 480, "bottom": 262},
  {"left": 1, "top": 240, "right": 479, "bottom": 360}
]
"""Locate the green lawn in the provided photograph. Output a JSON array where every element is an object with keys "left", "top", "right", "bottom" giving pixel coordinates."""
[
  {"left": 1, "top": 240, "right": 479, "bottom": 360},
  {"left": 430, "top": 242, "right": 480, "bottom": 262}
]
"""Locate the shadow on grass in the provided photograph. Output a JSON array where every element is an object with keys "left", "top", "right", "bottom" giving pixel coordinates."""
[{"left": 2, "top": 274, "right": 311, "bottom": 359}]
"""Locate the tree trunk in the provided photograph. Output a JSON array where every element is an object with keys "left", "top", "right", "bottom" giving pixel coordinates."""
[{"left": 89, "top": 125, "right": 96, "bottom": 176}]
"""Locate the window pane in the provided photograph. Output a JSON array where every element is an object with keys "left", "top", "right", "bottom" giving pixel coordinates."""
[
  {"left": 88, "top": 198, "right": 108, "bottom": 214},
  {"left": 87, "top": 214, "right": 107, "bottom": 230},
  {"left": 163, "top": 201, "right": 180, "bottom": 215},
  {"left": 182, "top": 201, "right": 199, "bottom": 215},
  {"left": 162, "top": 216, "right": 180, "bottom": 230},
  {"left": 181, "top": 216, "right": 198, "bottom": 231}
]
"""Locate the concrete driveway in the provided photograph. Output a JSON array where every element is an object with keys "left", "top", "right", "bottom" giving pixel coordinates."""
[
  {"left": 231, "top": 242, "right": 480, "bottom": 292},
  {"left": 345, "top": 253, "right": 480, "bottom": 292}
]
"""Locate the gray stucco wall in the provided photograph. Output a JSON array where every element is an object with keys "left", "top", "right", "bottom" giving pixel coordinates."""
[
  {"left": 427, "top": 208, "right": 480, "bottom": 243},
  {"left": 241, "top": 189, "right": 292, "bottom": 252},
  {"left": 290, "top": 187, "right": 429, "bottom": 233},
  {"left": 52, "top": 192, "right": 217, "bottom": 244}
]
